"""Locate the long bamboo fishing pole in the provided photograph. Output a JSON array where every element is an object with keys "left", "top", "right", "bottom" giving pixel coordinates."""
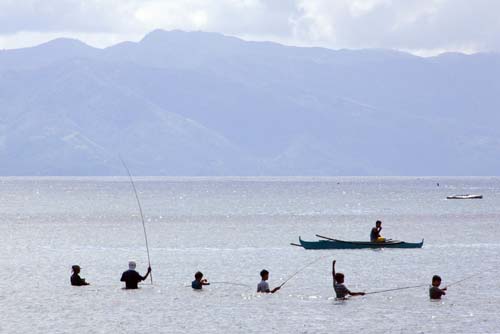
[
  {"left": 279, "top": 255, "right": 329, "bottom": 289},
  {"left": 446, "top": 273, "right": 478, "bottom": 288},
  {"left": 120, "top": 157, "right": 153, "bottom": 284},
  {"left": 365, "top": 283, "right": 428, "bottom": 295}
]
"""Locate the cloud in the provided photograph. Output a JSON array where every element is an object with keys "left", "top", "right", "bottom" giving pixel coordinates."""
[
  {"left": 0, "top": 0, "right": 499, "bottom": 54},
  {"left": 0, "top": 0, "right": 137, "bottom": 33},
  {"left": 290, "top": 0, "right": 500, "bottom": 52}
]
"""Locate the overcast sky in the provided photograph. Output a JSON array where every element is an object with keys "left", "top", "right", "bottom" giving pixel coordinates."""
[{"left": 0, "top": 0, "right": 499, "bottom": 55}]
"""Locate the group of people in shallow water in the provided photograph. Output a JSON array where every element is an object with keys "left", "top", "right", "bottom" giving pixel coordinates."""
[
  {"left": 70, "top": 220, "right": 447, "bottom": 300},
  {"left": 71, "top": 261, "right": 152, "bottom": 289},
  {"left": 331, "top": 260, "right": 446, "bottom": 300}
]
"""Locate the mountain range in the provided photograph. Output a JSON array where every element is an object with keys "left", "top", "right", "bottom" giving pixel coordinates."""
[{"left": 1, "top": 29, "right": 499, "bottom": 175}]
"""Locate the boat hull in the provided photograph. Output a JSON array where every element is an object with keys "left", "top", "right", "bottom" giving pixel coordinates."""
[
  {"left": 447, "top": 194, "right": 482, "bottom": 199},
  {"left": 298, "top": 237, "right": 424, "bottom": 249}
]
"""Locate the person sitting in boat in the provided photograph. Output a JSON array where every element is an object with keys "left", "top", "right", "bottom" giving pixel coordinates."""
[
  {"left": 370, "top": 220, "right": 385, "bottom": 242},
  {"left": 120, "top": 261, "right": 151, "bottom": 289},
  {"left": 70, "top": 265, "right": 89, "bottom": 286},
  {"left": 257, "top": 269, "right": 281, "bottom": 293},
  {"left": 429, "top": 275, "right": 447, "bottom": 299},
  {"left": 192, "top": 271, "right": 210, "bottom": 290},
  {"left": 332, "top": 260, "right": 365, "bottom": 299}
]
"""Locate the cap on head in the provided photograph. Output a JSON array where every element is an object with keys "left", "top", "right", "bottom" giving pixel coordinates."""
[
  {"left": 128, "top": 261, "right": 137, "bottom": 270},
  {"left": 72, "top": 265, "right": 80, "bottom": 272}
]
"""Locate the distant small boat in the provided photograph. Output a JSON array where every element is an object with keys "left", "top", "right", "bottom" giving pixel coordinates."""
[
  {"left": 295, "top": 236, "right": 424, "bottom": 249},
  {"left": 446, "top": 194, "right": 483, "bottom": 199}
]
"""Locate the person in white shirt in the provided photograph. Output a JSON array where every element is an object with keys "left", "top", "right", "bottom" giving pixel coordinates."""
[{"left": 257, "top": 269, "right": 281, "bottom": 293}]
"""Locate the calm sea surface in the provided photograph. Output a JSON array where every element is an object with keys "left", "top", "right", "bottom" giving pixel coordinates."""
[{"left": 1, "top": 177, "right": 499, "bottom": 333}]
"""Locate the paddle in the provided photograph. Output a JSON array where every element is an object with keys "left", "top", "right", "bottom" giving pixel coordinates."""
[
  {"left": 317, "top": 234, "right": 398, "bottom": 244},
  {"left": 316, "top": 234, "right": 336, "bottom": 241}
]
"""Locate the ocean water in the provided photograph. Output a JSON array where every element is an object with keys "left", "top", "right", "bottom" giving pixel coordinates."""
[{"left": 1, "top": 177, "right": 499, "bottom": 333}]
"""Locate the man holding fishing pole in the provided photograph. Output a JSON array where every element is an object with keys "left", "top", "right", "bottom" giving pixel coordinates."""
[
  {"left": 257, "top": 270, "right": 281, "bottom": 293},
  {"left": 121, "top": 261, "right": 151, "bottom": 289},
  {"left": 332, "top": 260, "right": 365, "bottom": 299}
]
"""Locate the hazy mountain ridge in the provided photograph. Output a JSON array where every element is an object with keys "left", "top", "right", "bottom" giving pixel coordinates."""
[{"left": 0, "top": 30, "right": 499, "bottom": 175}]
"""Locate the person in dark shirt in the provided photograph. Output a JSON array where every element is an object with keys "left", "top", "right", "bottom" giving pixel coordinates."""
[
  {"left": 120, "top": 261, "right": 151, "bottom": 289},
  {"left": 70, "top": 265, "right": 89, "bottom": 286},
  {"left": 192, "top": 271, "right": 210, "bottom": 290},
  {"left": 429, "top": 275, "right": 447, "bottom": 299},
  {"left": 370, "top": 220, "right": 385, "bottom": 242}
]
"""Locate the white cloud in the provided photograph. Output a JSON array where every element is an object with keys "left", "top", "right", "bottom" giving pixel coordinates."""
[{"left": 0, "top": 0, "right": 499, "bottom": 54}]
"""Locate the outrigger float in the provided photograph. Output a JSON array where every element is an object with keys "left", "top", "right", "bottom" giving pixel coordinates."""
[{"left": 292, "top": 235, "right": 424, "bottom": 250}]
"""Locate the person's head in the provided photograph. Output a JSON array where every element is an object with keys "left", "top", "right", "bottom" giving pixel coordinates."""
[
  {"left": 195, "top": 271, "right": 203, "bottom": 281},
  {"left": 334, "top": 272, "right": 345, "bottom": 283},
  {"left": 72, "top": 265, "right": 80, "bottom": 274},
  {"left": 432, "top": 275, "right": 442, "bottom": 287},
  {"left": 260, "top": 269, "right": 269, "bottom": 281},
  {"left": 128, "top": 261, "right": 136, "bottom": 270},
  {"left": 376, "top": 220, "right": 382, "bottom": 228}
]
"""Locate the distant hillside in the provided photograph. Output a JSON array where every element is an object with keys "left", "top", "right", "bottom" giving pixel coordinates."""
[{"left": 0, "top": 29, "right": 499, "bottom": 175}]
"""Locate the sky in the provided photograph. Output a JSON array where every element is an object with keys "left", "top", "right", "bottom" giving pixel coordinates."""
[{"left": 0, "top": 0, "right": 499, "bottom": 55}]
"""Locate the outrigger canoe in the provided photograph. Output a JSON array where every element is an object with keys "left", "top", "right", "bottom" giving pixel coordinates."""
[{"left": 295, "top": 236, "right": 424, "bottom": 249}]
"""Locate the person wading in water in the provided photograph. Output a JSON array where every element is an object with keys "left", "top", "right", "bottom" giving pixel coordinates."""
[
  {"left": 120, "top": 261, "right": 151, "bottom": 289},
  {"left": 70, "top": 265, "right": 90, "bottom": 286}
]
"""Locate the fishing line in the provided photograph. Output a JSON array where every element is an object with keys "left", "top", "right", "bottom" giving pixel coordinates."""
[
  {"left": 210, "top": 281, "right": 252, "bottom": 287},
  {"left": 365, "top": 283, "right": 428, "bottom": 295},
  {"left": 184, "top": 282, "right": 251, "bottom": 288},
  {"left": 279, "top": 255, "right": 329, "bottom": 289},
  {"left": 120, "top": 156, "right": 153, "bottom": 284}
]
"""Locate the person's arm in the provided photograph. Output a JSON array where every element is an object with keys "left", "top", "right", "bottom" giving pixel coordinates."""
[
  {"left": 201, "top": 279, "right": 210, "bottom": 286},
  {"left": 348, "top": 290, "right": 365, "bottom": 296},
  {"left": 270, "top": 286, "right": 281, "bottom": 293},
  {"left": 141, "top": 267, "right": 152, "bottom": 281},
  {"left": 332, "top": 260, "right": 336, "bottom": 286},
  {"left": 120, "top": 273, "right": 126, "bottom": 282}
]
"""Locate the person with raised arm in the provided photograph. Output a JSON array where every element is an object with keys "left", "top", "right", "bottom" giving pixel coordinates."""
[{"left": 332, "top": 260, "right": 365, "bottom": 299}]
